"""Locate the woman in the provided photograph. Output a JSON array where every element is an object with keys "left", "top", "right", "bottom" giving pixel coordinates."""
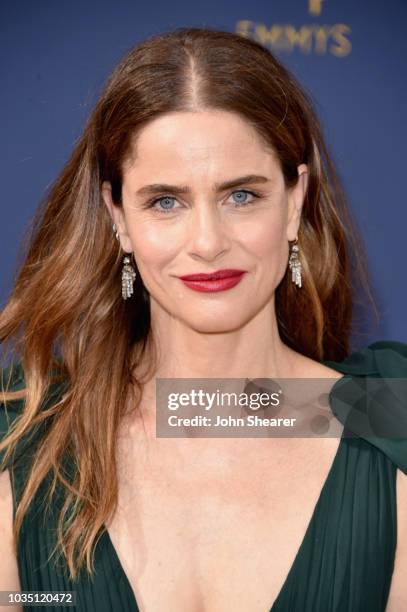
[{"left": 0, "top": 26, "right": 406, "bottom": 612}]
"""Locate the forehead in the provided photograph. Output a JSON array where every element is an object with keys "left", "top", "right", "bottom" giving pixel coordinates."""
[{"left": 122, "top": 110, "right": 280, "bottom": 179}]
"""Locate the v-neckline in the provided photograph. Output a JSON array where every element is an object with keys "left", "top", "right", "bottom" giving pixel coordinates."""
[{"left": 103, "top": 370, "right": 351, "bottom": 612}]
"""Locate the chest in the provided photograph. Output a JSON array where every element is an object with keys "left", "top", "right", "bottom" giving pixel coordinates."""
[{"left": 105, "top": 431, "right": 343, "bottom": 612}]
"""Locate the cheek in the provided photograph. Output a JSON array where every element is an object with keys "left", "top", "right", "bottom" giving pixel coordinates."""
[
  {"left": 236, "top": 212, "right": 287, "bottom": 258},
  {"left": 127, "top": 221, "right": 180, "bottom": 268}
]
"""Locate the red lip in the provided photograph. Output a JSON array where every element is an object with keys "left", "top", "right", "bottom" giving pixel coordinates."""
[{"left": 179, "top": 269, "right": 246, "bottom": 281}]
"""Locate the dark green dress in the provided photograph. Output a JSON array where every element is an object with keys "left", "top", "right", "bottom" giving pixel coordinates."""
[{"left": 1, "top": 340, "right": 407, "bottom": 611}]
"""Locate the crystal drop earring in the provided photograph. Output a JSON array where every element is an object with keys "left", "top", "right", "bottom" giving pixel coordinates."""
[
  {"left": 288, "top": 236, "right": 302, "bottom": 288},
  {"left": 111, "top": 222, "right": 137, "bottom": 299},
  {"left": 121, "top": 255, "right": 137, "bottom": 300}
]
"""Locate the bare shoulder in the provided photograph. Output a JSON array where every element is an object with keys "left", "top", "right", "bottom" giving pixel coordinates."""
[
  {"left": 0, "top": 468, "right": 23, "bottom": 612},
  {"left": 386, "top": 469, "right": 407, "bottom": 610}
]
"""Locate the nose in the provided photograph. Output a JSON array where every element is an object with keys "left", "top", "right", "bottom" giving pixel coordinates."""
[{"left": 186, "top": 200, "right": 231, "bottom": 261}]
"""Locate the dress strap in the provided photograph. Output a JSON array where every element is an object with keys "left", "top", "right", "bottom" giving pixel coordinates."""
[{"left": 325, "top": 340, "right": 407, "bottom": 475}]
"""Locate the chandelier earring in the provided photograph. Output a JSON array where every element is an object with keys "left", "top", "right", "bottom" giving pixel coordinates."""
[
  {"left": 111, "top": 222, "right": 137, "bottom": 299},
  {"left": 121, "top": 254, "right": 137, "bottom": 300},
  {"left": 288, "top": 236, "right": 302, "bottom": 288}
]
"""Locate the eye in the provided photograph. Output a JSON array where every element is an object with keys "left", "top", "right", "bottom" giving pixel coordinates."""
[
  {"left": 229, "top": 189, "right": 260, "bottom": 207},
  {"left": 144, "top": 195, "right": 179, "bottom": 214},
  {"left": 145, "top": 189, "right": 261, "bottom": 214}
]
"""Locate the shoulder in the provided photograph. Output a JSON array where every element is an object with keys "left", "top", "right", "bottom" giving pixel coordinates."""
[
  {"left": 324, "top": 340, "right": 407, "bottom": 608},
  {"left": 324, "top": 339, "right": 407, "bottom": 476}
]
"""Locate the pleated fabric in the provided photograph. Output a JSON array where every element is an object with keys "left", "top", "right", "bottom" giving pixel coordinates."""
[
  {"left": 270, "top": 431, "right": 398, "bottom": 610},
  {"left": 1, "top": 339, "right": 407, "bottom": 612}
]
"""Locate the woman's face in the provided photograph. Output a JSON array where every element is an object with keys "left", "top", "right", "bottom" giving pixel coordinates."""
[{"left": 102, "top": 110, "right": 308, "bottom": 333}]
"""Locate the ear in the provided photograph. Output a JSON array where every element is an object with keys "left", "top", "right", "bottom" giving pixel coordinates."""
[
  {"left": 286, "top": 164, "right": 308, "bottom": 242},
  {"left": 101, "top": 181, "right": 133, "bottom": 253}
]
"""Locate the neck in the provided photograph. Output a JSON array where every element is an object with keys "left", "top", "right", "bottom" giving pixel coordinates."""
[{"left": 145, "top": 297, "right": 297, "bottom": 381}]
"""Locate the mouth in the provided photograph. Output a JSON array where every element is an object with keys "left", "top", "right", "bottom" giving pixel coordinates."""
[
  {"left": 177, "top": 269, "right": 247, "bottom": 293},
  {"left": 178, "top": 269, "right": 246, "bottom": 281}
]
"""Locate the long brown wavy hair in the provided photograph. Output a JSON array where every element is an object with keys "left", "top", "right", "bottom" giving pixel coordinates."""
[{"left": 0, "top": 26, "right": 378, "bottom": 580}]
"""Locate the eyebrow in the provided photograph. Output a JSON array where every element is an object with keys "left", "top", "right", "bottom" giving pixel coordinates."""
[{"left": 135, "top": 174, "right": 271, "bottom": 196}]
